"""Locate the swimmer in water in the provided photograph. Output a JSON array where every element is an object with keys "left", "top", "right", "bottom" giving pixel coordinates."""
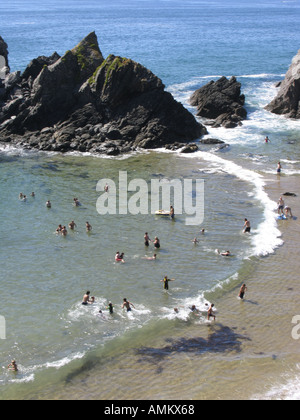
[
  {"left": 7, "top": 360, "right": 18, "bottom": 372},
  {"left": 61, "top": 226, "right": 67, "bottom": 236},
  {"left": 46, "top": 200, "right": 52, "bottom": 208},
  {"left": 68, "top": 221, "right": 77, "bottom": 230},
  {"left": 217, "top": 249, "right": 231, "bottom": 257},
  {"left": 189, "top": 305, "right": 200, "bottom": 314},
  {"left": 142, "top": 254, "right": 157, "bottom": 260},
  {"left": 191, "top": 238, "right": 199, "bottom": 244},
  {"left": 122, "top": 298, "right": 135, "bottom": 312},
  {"left": 86, "top": 221, "right": 92, "bottom": 232},
  {"left": 56, "top": 224, "right": 63, "bottom": 234},
  {"left": 115, "top": 252, "right": 125, "bottom": 263},
  {"left": 73, "top": 197, "right": 81, "bottom": 206},
  {"left": 82, "top": 291, "right": 94, "bottom": 305}
]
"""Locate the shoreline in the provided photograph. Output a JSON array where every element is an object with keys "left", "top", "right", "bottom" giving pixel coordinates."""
[{"left": 10, "top": 172, "right": 298, "bottom": 401}]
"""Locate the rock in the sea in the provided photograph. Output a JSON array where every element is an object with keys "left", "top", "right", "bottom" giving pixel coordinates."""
[
  {"left": 265, "top": 49, "right": 300, "bottom": 119},
  {"left": 283, "top": 192, "right": 297, "bottom": 197},
  {"left": 190, "top": 76, "right": 247, "bottom": 128},
  {"left": 0, "top": 33, "right": 207, "bottom": 154},
  {"left": 199, "top": 138, "right": 225, "bottom": 145},
  {"left": 0, "top": 36, "right": 9, "bottom": 79}
]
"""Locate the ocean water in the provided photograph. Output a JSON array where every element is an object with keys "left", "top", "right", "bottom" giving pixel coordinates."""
[{"left": 0, "top": 0, "right": 300, "bottom": 400}]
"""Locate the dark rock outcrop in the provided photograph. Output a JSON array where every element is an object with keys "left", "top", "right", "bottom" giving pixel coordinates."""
[
  {"left": 0, "top": 32, "right": 206, "bottom": 154},
  {"left": 0, "top": 36, "right": 9, "bottom": 76},
  {"left": 190, "top": 76, "right": 247, "bottom": 128},
  {"left": 265, "top": 49, "right": 300, "bottom": 119}
]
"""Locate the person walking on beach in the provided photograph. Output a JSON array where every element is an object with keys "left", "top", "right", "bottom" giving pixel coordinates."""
[
  {"left": 122, "top": 298, "right": 135, "bottom": 312},
  {"left": 243, "top": 218, "right": 251, "bottom": 234},
  {"left": 161, "top": 276, "right": 175, "bottom": 291},
  {"left": 238, "top": 284, "right": 247, "bottom": 300}
]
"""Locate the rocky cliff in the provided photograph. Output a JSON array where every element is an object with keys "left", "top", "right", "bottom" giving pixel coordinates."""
[
  {"left": 265, "top": 49, "right": 300, "bottom": 119},
  {"left": 0, "top": 32, "right": 206, "bottom": 155}
]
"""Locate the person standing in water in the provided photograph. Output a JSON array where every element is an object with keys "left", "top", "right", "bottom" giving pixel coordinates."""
[
  {"left": 161, "top": 276, "right": 175, "bottom": 291},
  {"left": 82, "top": 291, "right": 94, "bottom": 305},
  {"left": 170, "top": 206, "right": 175, "bottom": 220},
  {"left": 243, "top": 219, "right": 251, "bottom": 234},
  {"left": 7, "top": 360, "right": 18, "bottom": 372},
  {"left": 144, "top": 232, "right": 151, "bottom": 247},
  {"left": 122, "top": 298, "right": 135, "bottom": 312},
  {"left": 238, "top": 284, "right": 247, "bottom": 300},
  {"left": 153, "top": 237, "right": 160, "bottom": 249},
  {"left": 207, "top": 304, "right": 216, "bottom": 321},
  {"left": 107, "top": 301, "right": 114, "bottom": 314},
  {"left": 277, "top": 162, "right": 282, "bottom": 174},
  {"left": 277, "top": 197, "right": 285, "bottom": 215}
]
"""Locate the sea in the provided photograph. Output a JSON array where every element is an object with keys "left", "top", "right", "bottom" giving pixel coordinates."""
[{"left": 0, "top": 0, "right": 300, "bottom": 401}]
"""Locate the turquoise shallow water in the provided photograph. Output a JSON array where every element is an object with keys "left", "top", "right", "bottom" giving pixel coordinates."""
[{"left": 0, "top": 0, "right": 300, "bottom": 399}]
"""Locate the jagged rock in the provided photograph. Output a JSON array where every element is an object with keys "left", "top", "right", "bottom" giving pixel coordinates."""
[
  {"left": 0, "top": 36, "right": 9, "bottom": 78},
  {"left": 0, "top": 33, "right": 206, "bottom": 154},
  {"left": 265, "top": 49, "right": 300, "bottom": 118},
  {"left": 190, "top": 76, "right": 247, "bottom": 128}
]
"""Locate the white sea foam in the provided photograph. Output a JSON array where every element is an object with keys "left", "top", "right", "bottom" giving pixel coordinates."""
[
  {"left": 252, "top": 364, "right": 300, "bottom": 400},
  {"left": 180, "top": 150, "right": 283, "bottom": 257}
]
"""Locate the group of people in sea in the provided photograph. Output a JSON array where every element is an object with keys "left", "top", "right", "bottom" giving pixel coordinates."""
[
  {"left": 55, "top": 220, "right": 92, "bottom": 236},
  {"left": 19, "top": 192, "right": 35, "bottom": 202},
  {"left": 12, "top": 149, "right": 294, "bottom": 374}
]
